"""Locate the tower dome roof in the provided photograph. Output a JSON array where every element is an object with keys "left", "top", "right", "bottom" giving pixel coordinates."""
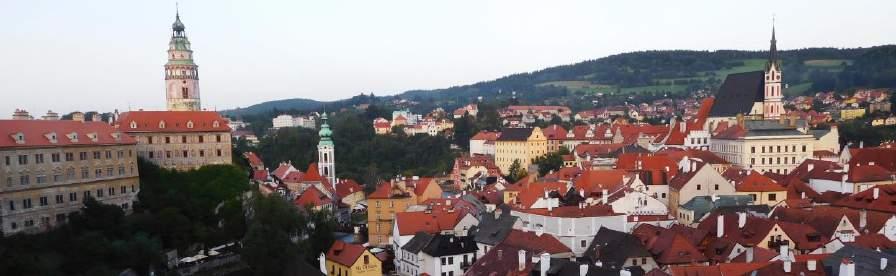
[
  {"left": 318, "top": 113, "right": 333, "bottom": 142},
  {"left": 172, "top": 14, "right": 185, "bottom": 32}
]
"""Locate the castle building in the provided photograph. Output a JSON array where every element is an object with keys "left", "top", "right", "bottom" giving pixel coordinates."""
[
  {"left": 115, "top": 11, "right": 231, "bottom": 171},
  {"left": 0, "top": 119, "right": 140, "bottom": 235},
  {"left": 494, "top": 127, "right": 547, "bottom": 173},
  {"left": 318, "top": 113, "right": 335, "bottom": 186}
]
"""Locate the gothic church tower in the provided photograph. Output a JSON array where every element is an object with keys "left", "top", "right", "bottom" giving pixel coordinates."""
[
  {"left": 165, "top": 11, "right": 201, "bottom": 111},
  {"left": 763, "top": 23, "right": 784, "bottom": 119}
]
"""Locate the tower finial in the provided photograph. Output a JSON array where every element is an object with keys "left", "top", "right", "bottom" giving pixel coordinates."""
[{"left": 176, "top": 2, "right": 179, "bottom": 17}]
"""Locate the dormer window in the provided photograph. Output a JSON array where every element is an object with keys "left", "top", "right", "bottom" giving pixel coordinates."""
[
  {"left": 212, "top": 121, "right": 220, "bottom": 128},
  {"left": 187, "top": 121, "right": 194, "bottom": 129},
  {"left": 159, "top": 121, "right": 166, "bottom": 129},
  {"left": 11, "top": 132, "right": 25, "bottom": 144},
  {"left": 45, "top": 132, "right": 58, "bottom": 144},
  {"left": 67, "top": 132, "right": 78, "bottom": 142},
  {"left": 86, "top": 132, "right": 98, "bottom": 142},
  {"left": 130, "top": 121, "right": 137, "bottom": 129},
  {"left": 111, "top": 132, "right": 121, "bottom": 141}
]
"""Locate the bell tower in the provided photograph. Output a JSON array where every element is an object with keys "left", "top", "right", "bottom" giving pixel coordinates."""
[
  {"left": 763, "top": 21, "right": 784, "bottom": 119},
  {"left": 317, "top": 113, "right": 336, "bottom": 186},
  {"left": 165, "top": 10, "right": 201, "bottom": 111}
]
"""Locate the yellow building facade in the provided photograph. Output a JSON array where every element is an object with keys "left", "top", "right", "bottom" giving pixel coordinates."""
[
  {"left": 326, "top": 240, "right": 382, "bottom": 276},
  {"left": 495, "top": 127, "right": 547, "bottom": 173}
]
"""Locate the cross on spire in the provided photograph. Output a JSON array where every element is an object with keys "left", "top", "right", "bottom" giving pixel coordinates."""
[{"left": 767, "top": 15, "right": 779, "bottom": 70}]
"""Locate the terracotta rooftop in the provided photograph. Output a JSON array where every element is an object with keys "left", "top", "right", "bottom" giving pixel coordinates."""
[
  {"left": 117, "top": 111, "right": 230, "bottom": 133},
  {"left": 326, "top": 240, "right": 368, "bottom": 267},
  {"left": 0, "top": 119, "right": 136, "bottom": 148}
]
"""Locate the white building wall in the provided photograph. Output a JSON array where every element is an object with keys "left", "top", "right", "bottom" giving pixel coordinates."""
[
  {"left": 510, "top": 209, "right": 627, "bottom": 256},
  {"left": 272, "top": 115, "right": 295, "bottom": 129}
]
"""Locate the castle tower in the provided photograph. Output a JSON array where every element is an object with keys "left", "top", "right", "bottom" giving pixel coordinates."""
[
  {"left": 165, "top": 10, "right": 201, "bottom": 111},
  {"left": 318, "top": 113, "right": 336, "bottom": 186},
  {"left": 763, "top": 22, "right": 784, "bottom": 119}
]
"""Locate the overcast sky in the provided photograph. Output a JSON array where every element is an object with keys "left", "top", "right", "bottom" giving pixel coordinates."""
[{"left": 1, "top": 0, "right": 893, "bottom": 117}]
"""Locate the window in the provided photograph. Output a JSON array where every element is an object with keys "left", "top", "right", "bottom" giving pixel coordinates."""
[
  {"left": 199, "top": 150, "right": 205, "bottom": 157},
  {"left": 148, "top": 151, "right": 154, "bottom": 159},
  {"left": 198, "top": 136, "right": 204, "bottom": 143},
  {"left": 81, "top": 167, "right": 89, "bottom": 179},
  {"left": 79, "top": 152, "right": 88, "bottom": 160},
  {"left": 106, "top": 167, "right": 114, "bottom": 177},
  {"left": 751, "top": 158, "right": 755, "bottom": 165},
  {"left": 696, "top": 185, "right": 701, "bottom": 190},
  {"left": 109, "top": 187, "right": 115, "bottom": 196},
  {"left": 4, "top": 156, "right": 9, "bottom": 166},
  {"left": 148, "top": 136, "right": 153, "bottom": 144},
  {"left": 97, "top": 189, "right": 104, "bottom": 198},
  {"left": 216, "top": 135, "right": 222, "bottom": 142},
  {"left": 53, "top": 174, "right": 62, "bottom": 182},
  {"left": 36, "top": 175, "right": 47, "bottom": 184},
  {"left": 56, "top": 214, "right": 66, "bottom": 222},
  {"left": 216, "top": 149, "right": 222, "bottom": 157},
  {"left": 20, "top": 175, "right": 30, "bottom": 185},
  {"left": 18, "top": 154, "right": 28, "bottom": 165},
  {"left": 802, "top": 145, "right": 807, "bottom": 152},
  {"left": 441, "top": 257, "right": 447, "bottom": 265},
  {"left": 65, "top": 152, "right": 74, "bottom": 161},
  {"left": 69, "top": 192, "right": 77, "bottom": 202},
  {"left": 165, "top": 137, "right": 171, "bottom": 144},
  {"left": 35, "top": 153, "right": 44, "bottom": 164},
  {"left": 182, "top": 87, "right": 189, "bottom": 98},
  {"left": 105, "top": 151, "right": 112, "bottom": 159},
  {"left": 118, "top": 166, "right": 125, "bottom": 175},
  {"left": 121, "top": 186, "right": 127, "bottom": 194},
  {"left": 55, "top": 195, "right": 63, "bottom": 204},
  {"left": 182, "top": 150, "right": 188, "bottom": 158},
  {"left": 449, "top": 257, "right": 454, "bottom": 264},
  {"left": 714, "top": 184, "right": 719, "bottom": 190},
  {"left": 51, "top": 153, "right": 60, "bottom": 162},
  {"left": 166, "top": 151, "right": 172, "bottom": 158},
  {"left": 95, "top": 169, "right": 102, "bottom": 178},
  {"left": 581, "top": 240, "right": 587, "bottom": 248},
  {"left": 6, "top": 177, "right": 11, "bottom": 187},
  {"left": 8, "top": 200, "right": 15, "bottom": 210},
  {"left": 117, "top": 150, "right": 124, "bottom": 158},
  {"left": 39, "top": 196, "right": 48, "bottom": 206},
  {"left": 768, "top": 193, "right": 777, "bottom": 201},
  {"left": 23, "top": 198, "right": 32, "bottom": 209},
  {"left": 364, "top": 255, "right": 369, "bottom": 265}
]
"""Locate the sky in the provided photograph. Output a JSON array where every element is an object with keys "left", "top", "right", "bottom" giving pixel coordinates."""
[{"left": 1, "top": 0, "right": 894, "bottom": 117}]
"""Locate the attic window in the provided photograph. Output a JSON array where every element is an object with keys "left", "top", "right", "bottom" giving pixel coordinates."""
[
  {"left": 67, "top": 132, "right": 78, "bottom": 142},
  {"left": 45, "top": 132, "right": 58, "bottom": 144},
  {"left": 11, "top": 132, "right": 25, "bottom": 144},
  {"left": 129, "top": 121, "right": 137, "bottom": 129},
  {"left": 111, "top": 132, "right": 121, "bottom": 141},
  {"left": 159, "top": 121, "right": 166, "bottom": 129},
  {"left": 187, "top": 121, "right": 194, "bottom": 129},
  {"left": 212, "top": 121, "right": 220, "bottom": 128},
  {"left": 86, "top": 132, "right": 98, "bottom": 142}
]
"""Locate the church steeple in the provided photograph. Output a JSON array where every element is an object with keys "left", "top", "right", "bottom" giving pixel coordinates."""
[
  {"left": 767, "top": 18, "right": 780, "bottom": 70},
  {"left": 318, "top": 113, "right": 336, "bottom": 186}
]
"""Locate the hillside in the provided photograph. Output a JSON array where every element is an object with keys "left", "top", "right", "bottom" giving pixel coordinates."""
[
  {"left": 228, "top": 45, "right": 896, "bottom": 117},
  {"left": 223, "top": 98, "right": 326, "bottom": 117}
]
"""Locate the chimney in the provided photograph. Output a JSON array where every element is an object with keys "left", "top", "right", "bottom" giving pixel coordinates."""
[
  {"left": 601, "top": 189, "right": 608, "bottom": 204},
  {"left": 874, "top": 187, "right": 880, "bottom": 200},
  {"left": 497, "top": 249, "right": 503, "bottom": 261},
  {"left": 579, "top": 264, "right": 588, "bottom": 276},
  {"left": 539, "top": 252, "right": 550, "bottom": 276},
  {"left": 679, "top": 121, "right": 686, "bottom": 133},
  {"left": 801, "top": 192, "right": 806, "bottom": 199},
  {"left": 808, "top": 259, "right": 817, "bottom": 271},
  {"left": 620, "top": 269, "right": 632, "bottom": 276},
  {"left": 536, "top": 225, "right": 544, "bottom": 237},
  {"left": 319, "top": 252, "right": 327, "bottom": 275},
  {"left": 882, "top": 257, "right": 889, "bottom": 271},
  {"left": 12, "top": 109, "right": 31, "bottom": 120},
  {"left": 789, "top": 115, "right": 797, "bottom": 127},
  {"left": 807, "top": 163, "right": 814, "bottom": 172},
  {"left": 738, "top": 212, "right": 747, "bottom": 229},
  {"left": 860, "top": 141, "right": 864, "bottom": 148},
  {"left": 579, "top": 189, "right": 585, "bottom": 198},
  {"left": 839, "top": 258, "right": 855, "bottom": 276},
  {"left": 691, "top": 162, "right": 697, "bottom": 172},
  {"left": 779, "top": 115, "right": 787, "bottom": 125},
  {"left": 860, "top": 209, "right": 868, "bottom": 229},
  {"left": 717, "top": 214, "right": 724, "bottom": 238},
  {"left": 736, "top": 113, "right": 745, "bottom": 126},
  {"left": 518, "top": 250, "right": 526, "bottom": 271},
  {"left": 844, "top": 163, "right": 850, "bottom": 173},
  {"left": 746, "top": 246, "right": 754, "bottom": 263}
]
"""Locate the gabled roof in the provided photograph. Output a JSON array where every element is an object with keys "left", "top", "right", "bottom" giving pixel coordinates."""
[
  {"left": 849, "top": 147, "right": 896, "bottom": 172},
  {"left": 709, "top": 71, "right": 765, "bottom": 117},
  {"left": 0, "top": 120, "right": 136, "bottom": 148},
  {"left": 735, "top": 171, "right": 786, "bottom": 192},
  {"left": 822, "top": 245, "right": 896, "bottom": 276},
  {"left": 584, "top": 227, "right": 651, "bottom": 268},
  {"left": 243, "top": 152, "right": 264, "bottom": 167},
  {"left": 679, "top": 195, "right": 753, "bottom": 221},
  {"left": 472, "top": 208, "right": 518, "bottom": 245},
  {"left": 117, "top": 111, "right": 230, "bottom": 133},
  {"left": 394, "top": 210, "right": 463, "bottom": 236},
  {"left": 833, "top": 184, "right": 896, "bottom": 213},
  {"left": 542, "top": 124, "right": 567, "bottom": 140},
  {"left": 335, "top": 179, "right": 364, "bottom": 198},
  {"left": 502, "top": 229, "right": 572, "bottom": 255},
  {"left": 470, "top": 131, "right": 500, "bottom": 141},
  {"left": 465, "top": 243, "right": 535, "bottom": 276},
  {"left": 326, "top": 240, "right": 367, "bottom": 267},
  {"left": 400, "top": 232, "right": 434, "bottom": 253},
  {"left": 294, "top": 186, "right": 332, "bottom": 207},
  {"left": 421, "top": 234, "right": 477, "bottom": 257},
  {"left": 496, "top": 127, "right": 535, "bottom": 141},
  {"left": 669, "top": 162, "right": 710, "bottom": 190}
]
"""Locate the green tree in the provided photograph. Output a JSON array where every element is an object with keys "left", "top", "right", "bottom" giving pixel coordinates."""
[
  {"left": 533, "top": 147, "right": 571, "bottom": 176},
  {"left": 505, "top": 159, "right": 528, "bottom": 183}
]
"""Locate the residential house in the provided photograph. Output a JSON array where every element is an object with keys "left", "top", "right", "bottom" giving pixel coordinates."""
[
  {"left": 324, "top": 240, "right": 382, "bottom": 276},
  {"left": 584, "top": 227, "right": 657, "bottom": 272},
  {"left": 367, "top": 176, "right": 443, "bottom": 246},
  {"left": 494, "top": 127, "right": 547, "bottom": 173},
  {"left": 469, "top": 131, "right": 498, "bottom": 156},
  {"left": 668, "top": 161, "right": 737, "bottom": 217}
]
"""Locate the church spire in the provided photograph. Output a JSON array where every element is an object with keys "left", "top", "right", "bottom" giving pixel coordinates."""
[{"left": 767, "top": 17, "right": 779, "bottom": 70}]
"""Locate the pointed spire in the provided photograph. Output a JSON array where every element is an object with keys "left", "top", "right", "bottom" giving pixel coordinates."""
[{"left": 767, "top": 15, "right": 779, "bottom": 70}]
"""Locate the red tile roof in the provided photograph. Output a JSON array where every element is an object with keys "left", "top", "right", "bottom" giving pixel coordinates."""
[
  {"left": 669, "top": 162, "right": 709, "bottom": 190},
  {"left": 252, "top": 170, "right": 269, "bottom": 181},
  {"left": 471, "top": 131, "right": 500, "bottom": 141},
  {"left": 573, "top": 169, "right": 627, "bottom": 195},
  {"left": 849, "top": 147, "right": 896, "bottom": 172},
  {"left": 511, "top": 205, "right": 618, "bottom": 218},
  {"left": 326, "top": 240, "right": 368, "bottom": 267},
  {"left": 654, "top": 149, "right": 729, "bottom": 165},
  {"left": 541, "top": 124, "right": 567, "bottom": 140},
  {"left": 394, "top": 210, "right": 463, "bottom": 236},
  {"left": 294, "top": 186, "right": 332, "bottom": 207},
  {"left": 615, "top": 153, "right": 679, "bottom": 185},
  {"left": 465, "top": 243, "right": 535, "bottom": 276},
  {"left": 501, "top": 229, "right": 571, "bottom": 254},
  {"left": 335, "top": 179, "right": 364, "bottom": 198},
  {"left": 243, "top": 152, "right": 264, "bottom": 167},
  {"left": 834, "top": 184, "right": 896, "bottom": 213},
  {"left": 573, "top": 143, "right": 626, "bottom": 158},
  {"left": 735, "top": 171, "right": 786, "bottom": 192},
  {"left": 0, "top": 120, "right": 136, "bottom": 148},
  {"left": 117, "top": 111, "right": 230, "bottom": 133}
]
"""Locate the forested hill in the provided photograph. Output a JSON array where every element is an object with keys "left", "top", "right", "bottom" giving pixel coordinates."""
[{"left": 226, "top": 45, "right": 896, "bottom": 117}]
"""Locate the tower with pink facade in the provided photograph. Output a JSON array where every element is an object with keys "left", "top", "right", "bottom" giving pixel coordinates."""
[
  {"left": 165, "top": 11, "right": 201, "bottom": 111},
  {"left": 762, "top": 24, "right": 784, "bottom": 119}
]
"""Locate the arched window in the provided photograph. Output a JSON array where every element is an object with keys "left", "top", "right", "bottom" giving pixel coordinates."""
[
  {"left": 130, "top": 121, "right": 137, "bottom": 129},
  {"left": 182, "top": 87, "right": 189, "bottom": 98},
  {"left": 158, "top": 121, "right": 166, "bottom": 129}
]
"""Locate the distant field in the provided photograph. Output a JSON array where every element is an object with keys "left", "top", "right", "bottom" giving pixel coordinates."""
[
  {"left": 804, "top": 59, "right": 853, "bottom": 67},
  {"left": 784, "top": 82, "right": 812, "bottom": 97}
]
